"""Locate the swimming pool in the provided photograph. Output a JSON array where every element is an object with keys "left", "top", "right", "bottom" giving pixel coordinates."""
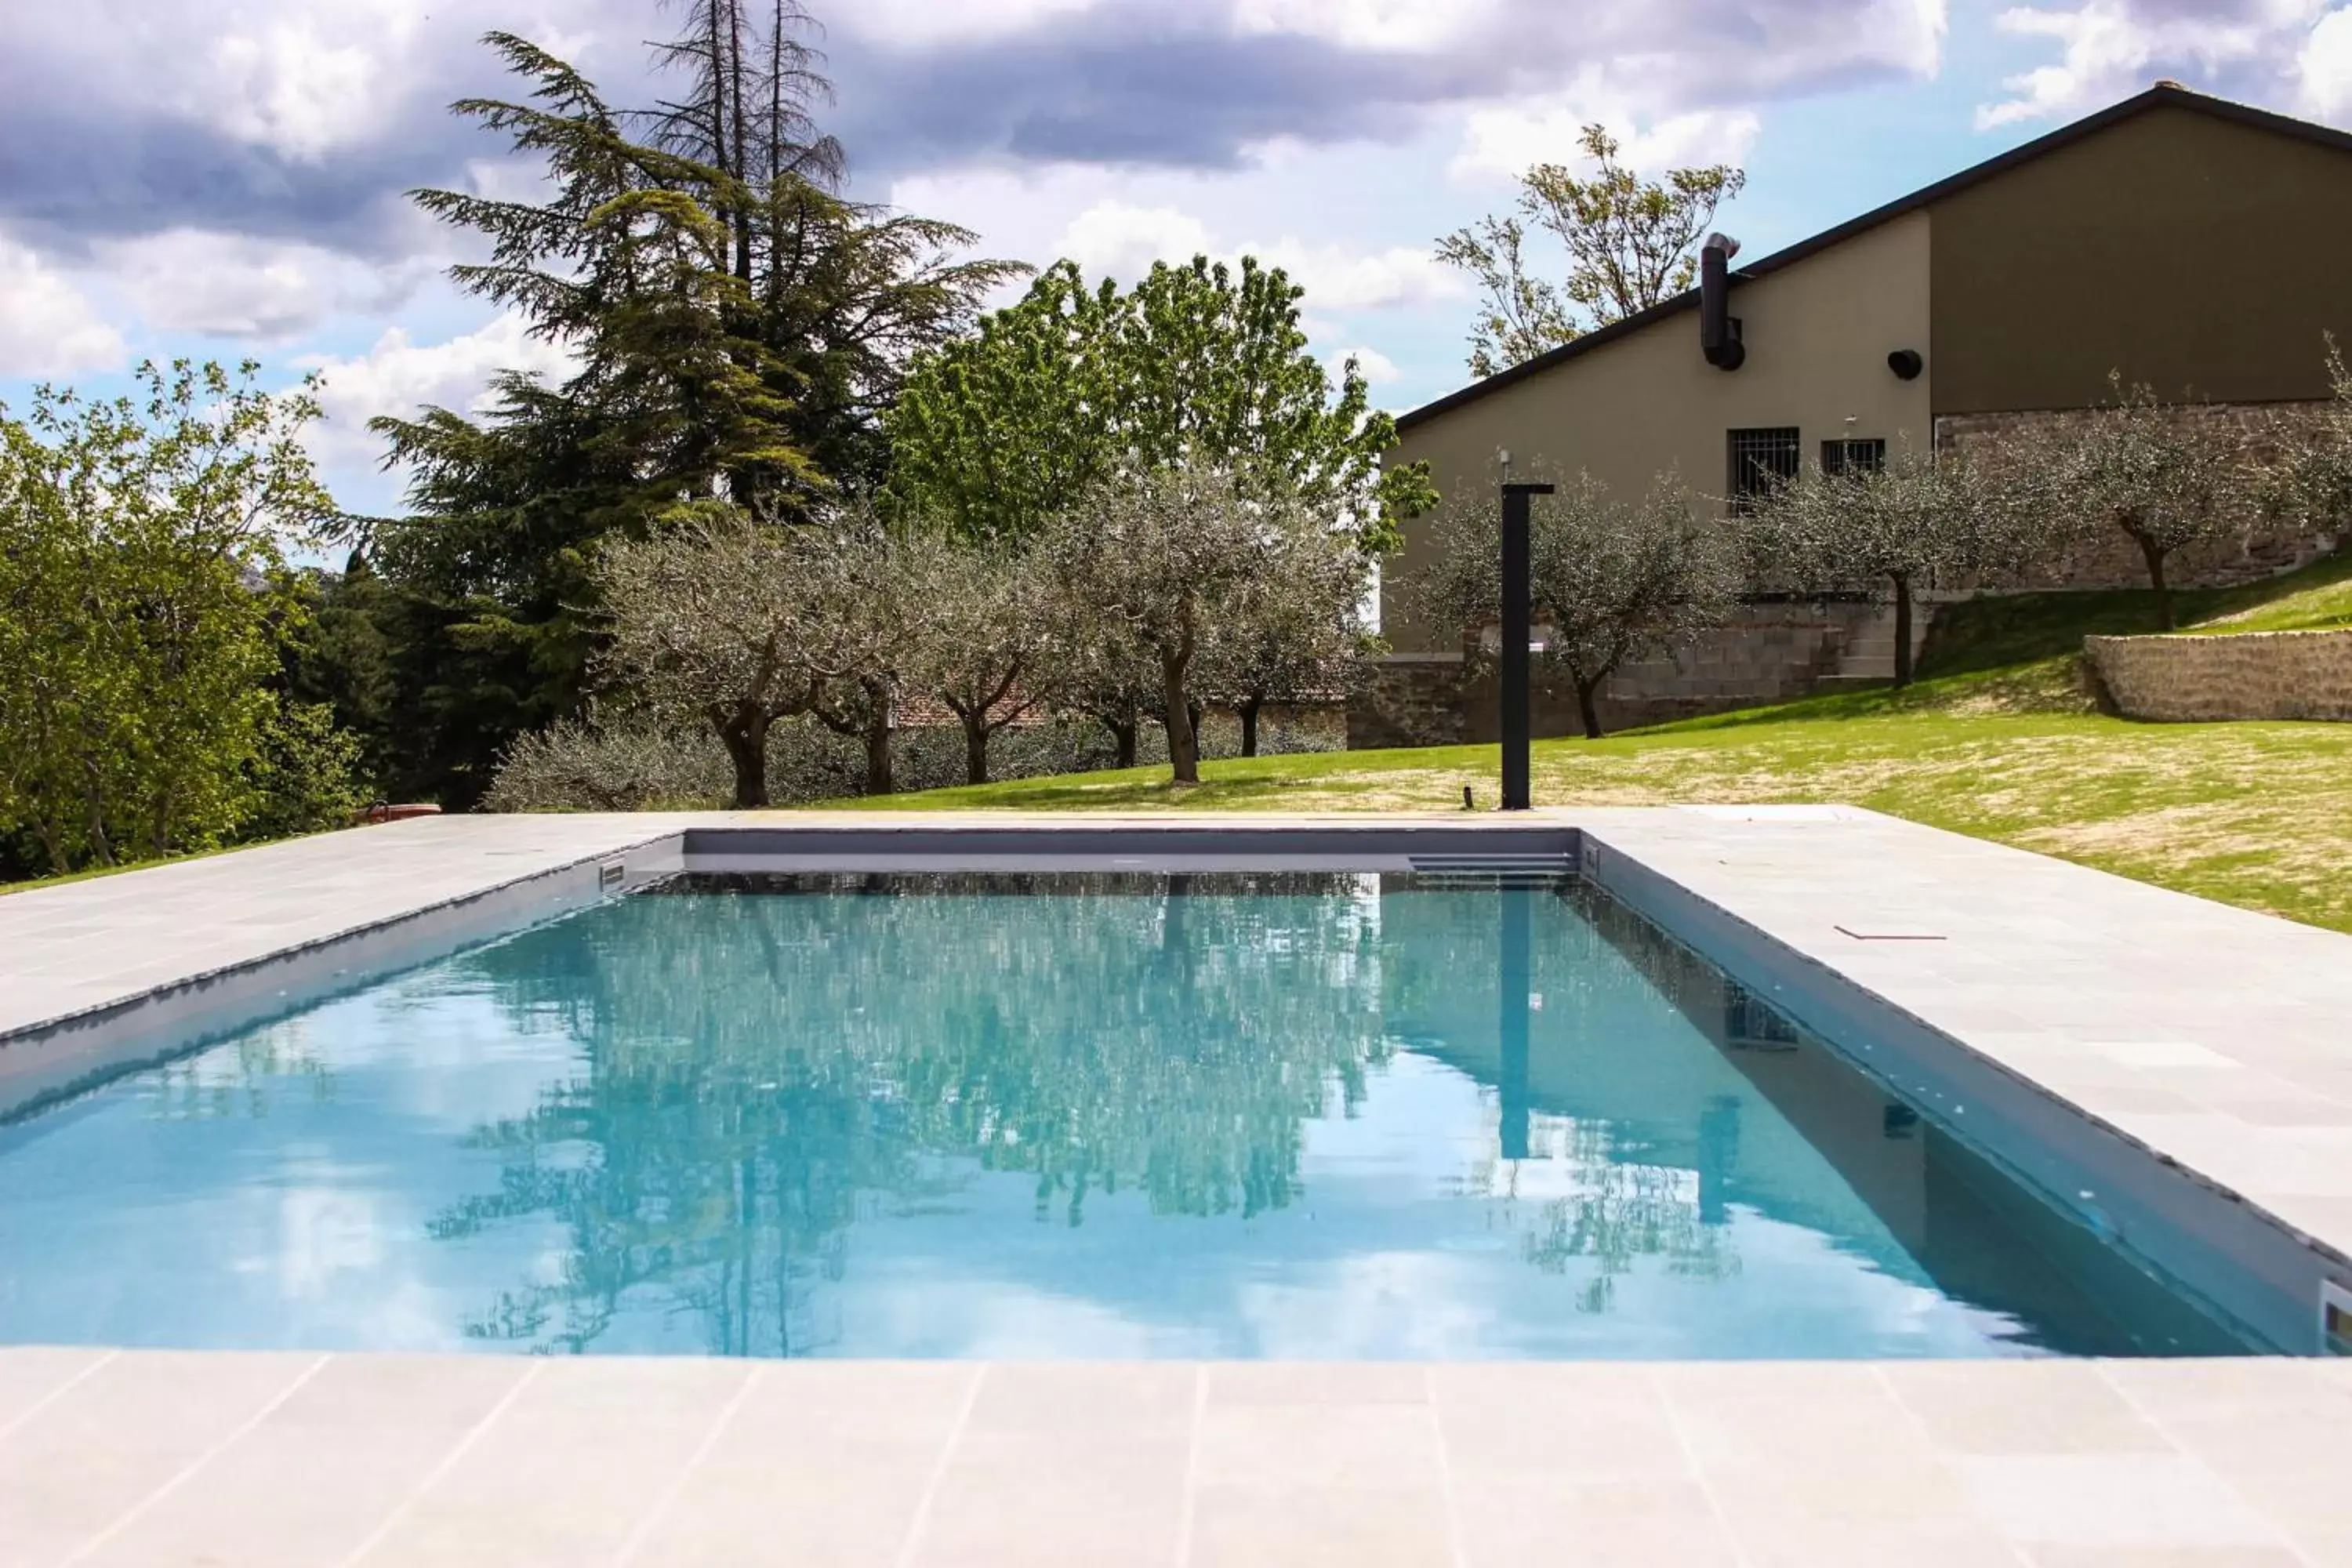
[{"left": 0, "top": 870, "right": 2262, "bottom": 1360}]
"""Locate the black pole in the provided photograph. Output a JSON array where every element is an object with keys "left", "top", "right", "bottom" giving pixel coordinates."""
[
  {"left": 1499, "top": 482, "right": 1553, "bottom": 812},
  {"left": 1498, "top": 886, "right": 1531, "bottom": 1161}
]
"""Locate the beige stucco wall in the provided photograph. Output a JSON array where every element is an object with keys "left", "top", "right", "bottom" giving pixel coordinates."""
[
  {"left": 2085, "top": 630, "right": 2352, "bottom": 722},
  {"left": 1383, "top": 211, "right": 1933, "bottom": 652}
]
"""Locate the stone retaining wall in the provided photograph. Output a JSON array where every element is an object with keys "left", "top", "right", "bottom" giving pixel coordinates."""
[
  {"left": 1348, "top": 601, "right": 1909, "bottom": 749},
  {"left": 2083, "top": 629, "right": 2352, "bottom": 721}
]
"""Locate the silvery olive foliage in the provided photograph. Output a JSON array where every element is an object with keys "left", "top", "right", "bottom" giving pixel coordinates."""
[
  {"left": 2024, "top": 376, "right": 2263, "bottom": 630},
  {"left": 2267, "top": 342, "right": 2352, "bottom": 541},
  {"left": 593, "top": 500, "right": 894, "bottom": 808},
  {"left": 519, "top": 460, "right": 1370, "bottom": 808},
  {"left": 897, "top": 530, "right": 1052, "bottom": 786},
  {"left": 1742, "top": 443, "right": 2029, "bottom": 685},
  {"left": 1415, "top": 470, "right": 1740, "bottom": 737},
  {"left": 1038, "top": 461, "right": 1374, "bottom": 785}
]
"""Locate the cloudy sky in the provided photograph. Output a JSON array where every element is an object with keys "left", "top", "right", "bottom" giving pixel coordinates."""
[{"left": 5, "top": 0, "right": 2352, "bottom": 516}]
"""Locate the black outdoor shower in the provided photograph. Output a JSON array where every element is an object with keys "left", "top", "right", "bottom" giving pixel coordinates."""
[{"left": 1498, "top": 476, "right": 1554, "bottom": 812}]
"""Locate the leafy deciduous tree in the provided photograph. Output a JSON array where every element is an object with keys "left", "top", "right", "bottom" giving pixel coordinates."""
[
  {"left": 0, "top": 361, "right": 343, "bottom": 872},
  {"left": 1437, "top": 125, "right": 1744, "bottom": 377},
  {"left": 891, "top": 256, "right": 1433, "bottom": 551}
]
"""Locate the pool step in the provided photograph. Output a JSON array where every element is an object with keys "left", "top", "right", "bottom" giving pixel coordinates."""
[{"left": 1405, "top": 854, "right": 1577, "bottom": 888}]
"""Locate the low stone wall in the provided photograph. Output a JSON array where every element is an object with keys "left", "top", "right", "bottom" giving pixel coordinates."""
[
  {"left": 1349, "top": 601, "right": 1911, "bottom": 750},
  {"left": 2083, "top": 630, "right": 2352, "bottom": 721}
]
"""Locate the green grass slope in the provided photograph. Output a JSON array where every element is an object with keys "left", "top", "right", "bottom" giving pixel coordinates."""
[{"left": 841, "top": 552, "right": 2352, "bottom": 934}]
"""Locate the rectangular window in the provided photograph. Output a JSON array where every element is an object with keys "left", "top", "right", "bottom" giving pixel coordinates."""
[
  {"left": 1822, "top": 437, "right": 1886, "bottom": 476},
  {"left": 1727, "top": 427, "right": 1802, "bottom": 511}
]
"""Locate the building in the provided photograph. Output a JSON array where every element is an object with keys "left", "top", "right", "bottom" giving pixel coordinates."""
[{"left": 1362, "top": 82, "right": 2352, "bottom": 749}]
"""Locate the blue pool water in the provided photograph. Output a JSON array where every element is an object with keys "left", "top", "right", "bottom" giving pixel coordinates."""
[{"left": 0, "top": 873, "right": 2252, "bottom": 1359}]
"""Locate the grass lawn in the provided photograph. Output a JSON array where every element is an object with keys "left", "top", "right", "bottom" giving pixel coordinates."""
[{"left": 844, "top": 554, "right": 2352, "bottom": 935}]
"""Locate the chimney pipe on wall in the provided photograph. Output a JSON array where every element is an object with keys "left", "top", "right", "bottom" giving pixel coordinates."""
[{"left": 1700, "top": 233, "right": 1744, "bottom": 372}]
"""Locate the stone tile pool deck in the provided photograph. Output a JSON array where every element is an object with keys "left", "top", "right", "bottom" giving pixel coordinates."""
[{"left": 3, "top": 808, "right": 2351, "bottom": 1566}]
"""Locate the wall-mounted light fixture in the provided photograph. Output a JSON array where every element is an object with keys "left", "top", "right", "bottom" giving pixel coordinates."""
[{"left": 1888, "top": 349, "right": 1925, "bottom": 381}]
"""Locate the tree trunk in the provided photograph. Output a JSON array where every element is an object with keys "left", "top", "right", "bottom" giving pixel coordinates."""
[
  {"left": 716, "top": 702, "right": 770, "bottom": 810},
  {"left": 1890, "top": 572, "right": 1916, "bottom": 688},
  {"left": 1239, "top": 696, "right": 1263, "bottom": 758},
  {"left": 963, "top": 717, "right": 990, "bottom": 786},
  {"left": 1106, "top": 716, "right": 1138, "bottom": 771},
  {"left": 2133, "top": 532, "right": 2177, "bottom": 630},
  {"left": 34, "top": 818, "right": 69, "bottom": 877},
  {"left": 1163, "top": 652, "right": 1200, "bottom": 786},
  {"left": 1574, "top": 677, "right": 1606, "bottom": 740},
  {"left": 864, "top": 716, "right": 895, "bottom": 797}
]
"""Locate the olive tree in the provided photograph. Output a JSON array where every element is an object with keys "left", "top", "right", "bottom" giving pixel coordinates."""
[
  {"left": 1415, "top": 471, "right": 1739, "bottom": 738},
  {"left": 805, "top": 522, "right": 927, "bottom": 798},
  {"left": 904, "top": 534, "right": 1052, "bottom": 786},
  {"left": 1198, "top": 530, "right": 1373, "bottom": 757},
  {"left": 1040, "top": 463, "right": 1367, "bottom": 785},
  {"left": 2256, "top": 341, "right": 2352, "bottom": 544},
  {"left": 593, "top": 503, "right": 884, "bottom": 808},
  {"left": 1745, "top": 445, "right": 2027, "bottom": 686},
  {"left": 2036, "top": 377, "right": 2260, "bottom": 630}
]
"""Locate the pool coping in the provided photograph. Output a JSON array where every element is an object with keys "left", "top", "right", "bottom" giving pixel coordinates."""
[{"left": 4, "top": 807, "right": 2352, "bottom": 1563}]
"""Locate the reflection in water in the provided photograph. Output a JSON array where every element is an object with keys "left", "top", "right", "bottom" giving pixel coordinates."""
[
  {"left": 0, "top": 873, "right": 2259, "bottom": 1360},
  {"left": 431, "top": 874, "right": 1396, "bottom": 1356}
]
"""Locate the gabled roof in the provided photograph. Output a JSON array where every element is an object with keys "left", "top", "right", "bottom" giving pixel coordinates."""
[{"left": 1397, "top": 83, "right": 2352, "bottom": 433}]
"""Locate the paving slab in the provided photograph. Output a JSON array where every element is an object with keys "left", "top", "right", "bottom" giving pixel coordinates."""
[
  {"left": 0, "top": 1351, "right": 2341, "bottom": 1567},
  {"left": 1572, "top": 807, "right": 2352, "bottom": 1273}
]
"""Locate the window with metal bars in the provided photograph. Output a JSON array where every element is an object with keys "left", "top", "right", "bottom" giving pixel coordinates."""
[
  {"left": 1726, "top": 427, "right": 1801, "bottom": 511},
  {"left": 1822, "top": 437, "right": 1886, "bottom": 476}
]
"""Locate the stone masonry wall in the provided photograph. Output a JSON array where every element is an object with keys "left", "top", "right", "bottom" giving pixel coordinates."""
[
  {"left": 1348, "top": 601, "right": 1910, "bottom": 750},
  {"left": 2084, "top": 630, "right": 2352, "bottom": 722},
  {"left": 1935, "top": 405, "right": 2339, "bottom": 592}
]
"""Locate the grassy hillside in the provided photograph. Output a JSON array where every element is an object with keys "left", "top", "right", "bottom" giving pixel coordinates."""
[{"left": 844, "top": 553, "right": 2352, "bottom": 934}]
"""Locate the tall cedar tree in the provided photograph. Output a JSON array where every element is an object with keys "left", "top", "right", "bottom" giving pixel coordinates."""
[{"left": 342, "top": 12, "right": 1015, "bottom": 805}]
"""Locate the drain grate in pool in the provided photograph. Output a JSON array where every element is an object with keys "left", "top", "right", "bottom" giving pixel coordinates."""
[{"left": 1405, "top": 853, "right": 1576, "bottom": 890}]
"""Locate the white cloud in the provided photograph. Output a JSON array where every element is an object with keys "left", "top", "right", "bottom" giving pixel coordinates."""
[
  {"left": 94, "top": 229, "right": 430, "bottom": 342},
  {"left": 1979, "top": 0, "right": 2328, "bottom": 128},
  {"left": 2297, "top": 5, "right": 2352, "bottom": 118},
  {"left": 1052, "top": 196, "right": 1458, "bottom": 310},
  {"left": 1327, "top": 343, "right": 1402, "bottom": 384},
  {"left": 294, "top": 311, "right": 577, "bottom": 474},
  {"left": 176, "top": 0, "right": 429, "bottom": 162},
  {"left": 1058, "top": 201, "right": 1217, "bottom": 283},
  {"left": 1453, "top": 91, "right": 1763, "bottom": 185},
  {"left": 1231, "top": 0, "right": 1502, "bottom": 49},
  {"left": 1250, "top": 239, "right": 1461, "bottom": 310},
  {"left": 0, "top": 233, "right": 125, "bottom": 378},
  {"left": 838, "top": 0, "right": 1102, "bottom": 45}
]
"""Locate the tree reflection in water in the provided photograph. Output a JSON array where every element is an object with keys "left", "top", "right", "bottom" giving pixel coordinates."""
[{"left": 429, "top": 873, "right": 1396, "bottom": 1356}]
